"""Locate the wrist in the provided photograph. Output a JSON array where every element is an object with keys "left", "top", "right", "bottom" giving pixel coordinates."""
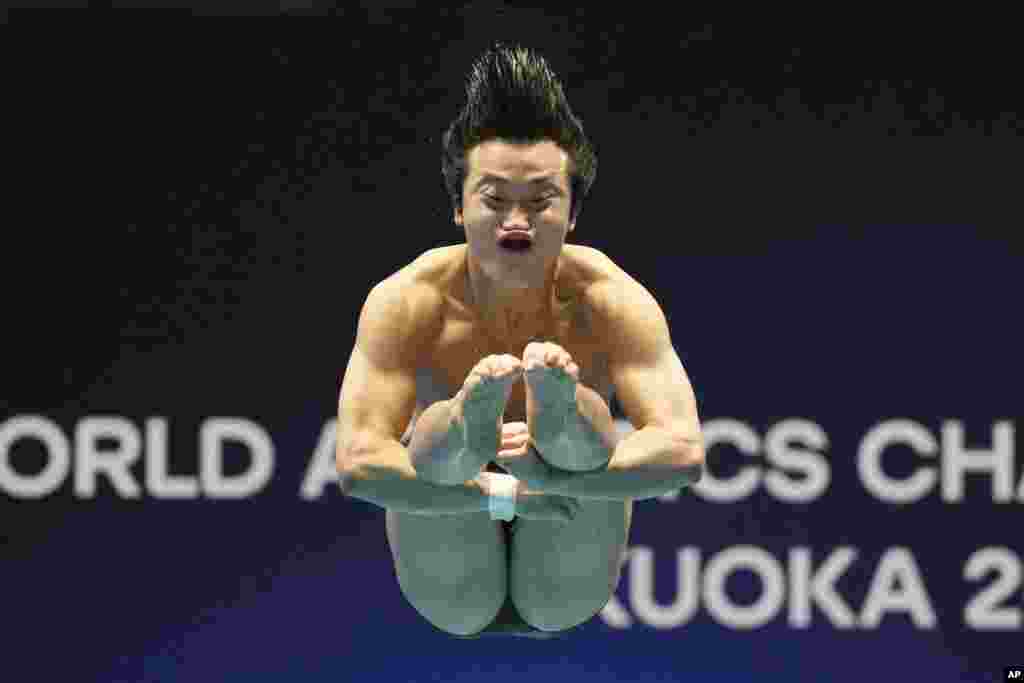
[{"left": 476, "top": 471, "right": 519, "bottom": 521}]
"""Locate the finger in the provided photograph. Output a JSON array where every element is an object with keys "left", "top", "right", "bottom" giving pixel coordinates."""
[
  {"left": 497, "top": 435, "right": 526, "bottom": 451},
  {"left": 501, "top": 421, "right": 528, "bottom": 438},
  {"left": 470, "top": 360, "right": 491, "bottom": 379},
  {"left": 500, "top": 421, "right": 528, "bottom": 434},
  {"left": 523, "top": 341, "right": 546, "bottom": 365},
  {"left": 500, "top": 443, "right": 523, "bottom": 455},
  {"left": 500, "top": 434, "right": 524, "bottom": 448},
  {"left": 496, "top": 444, "right": 528, "bottom": 460},
  {"left": 526, "top": 348, "right": 554, "bottom": 371},
  {"left": 500, "top": 437, "right": 529, "bottom": 453},
  {"left": 542, "top": 345, "right": 570, "bottom": 369},
  {"left": 496, "top": 355, "right": 518, "bottom": 376}
]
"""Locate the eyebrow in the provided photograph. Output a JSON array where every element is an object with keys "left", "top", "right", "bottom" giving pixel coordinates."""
[{"left": 474, "top": 174, "right": 564, "bottom": 193}]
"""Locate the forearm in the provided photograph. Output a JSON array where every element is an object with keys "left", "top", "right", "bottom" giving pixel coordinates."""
[
  {"left": 340, "top": 439, "right": 488, "bottom": 516},
  {"left": 544, "top": 426, "right": 703, "bottom": 501}
]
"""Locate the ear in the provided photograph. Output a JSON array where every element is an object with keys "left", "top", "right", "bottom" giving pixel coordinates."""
[
  {"left": 567, "top": 217, "right": 576, "bottom": 234},
  {"left": 454, "top": 206, "right": 463, "bottom": 227}
]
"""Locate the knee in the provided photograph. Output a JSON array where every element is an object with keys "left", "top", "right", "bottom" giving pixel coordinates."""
[
  {"left": 514, "top": 600, "right": 600, "bottom": 633},
  {"left": 425, "top": 594, "right": 505, "bottom": 637},
  {"left": 511, "top": 585, "right": 612, "bottom": 633},
  {"left": 403, "top": 577, "right": 505, "bottom": 637}
]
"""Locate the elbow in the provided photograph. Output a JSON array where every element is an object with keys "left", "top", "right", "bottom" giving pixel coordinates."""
[
  {"left": 685, "top": 458, "right": 705, "bottom": 486},
  {"left": 336, "top": 429, "right": 397, "bottom": 496},
  {"left": 336, "top": 434, "right": 373, "bottom": 497},
  {"left": 336, "top": 446, "right": 362, "bottom": 497},
  {"left": 670, "top": 432, "right": 705, "bottom": 486}
]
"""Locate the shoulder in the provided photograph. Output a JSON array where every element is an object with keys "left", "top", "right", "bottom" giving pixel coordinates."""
[
  {"left": 561, "top": 244, "right": 661, "bottom": 323},
  {"left": 564, "top": 245, "right": 671, "bottom": 360},
  {"left": 356, "top": 247, "right": 455, "bottom": 366},
  {"left": 560, "top": 244, "right": 618, "bottom": 284}
]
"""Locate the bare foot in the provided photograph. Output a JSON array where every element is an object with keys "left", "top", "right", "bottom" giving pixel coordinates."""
[
  {"left": 523, "top": 341, "right": 579, "bottom": 456},
  {"left": 451, "top": 354, "right": 523, "bottom": 463}
]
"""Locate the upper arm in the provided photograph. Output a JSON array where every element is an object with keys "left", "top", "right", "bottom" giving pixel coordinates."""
[
  {"left": 589, "top": 270, "right": 703, "bottom": 453},
  {"left": 336, "top": 278, "right": 439, "bottom": 466}
]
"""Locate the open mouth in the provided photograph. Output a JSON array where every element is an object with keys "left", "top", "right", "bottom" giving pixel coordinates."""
[{"left": 497, "top": 234, "right": 533, "bottom": 253}]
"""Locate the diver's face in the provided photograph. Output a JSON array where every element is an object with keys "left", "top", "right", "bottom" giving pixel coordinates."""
[{"left": 456, "top": 139, "right": 575, "bottom": 287}]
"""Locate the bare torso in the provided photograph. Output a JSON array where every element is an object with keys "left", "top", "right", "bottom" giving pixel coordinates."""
[
  {"left": 398, "top": 243, "right": 616, "bottom": 441},
  {"left": 382, "top": 243, "right": 634, "bottom": 637}
]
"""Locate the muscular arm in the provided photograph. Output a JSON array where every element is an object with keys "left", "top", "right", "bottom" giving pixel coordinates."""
[
  {"left": 336, "top": 278, "right": 487, "bottom": 516},
  {"left": 541, "top": 272, "right": 705, "bottom": 501},
  {"left": 341, "top": 437, "right": 490, "bottom": 515}
]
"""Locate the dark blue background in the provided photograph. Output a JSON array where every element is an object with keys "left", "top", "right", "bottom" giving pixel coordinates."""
[{"left": 3, "top": 8, "right": 1020, "bottom": 683}]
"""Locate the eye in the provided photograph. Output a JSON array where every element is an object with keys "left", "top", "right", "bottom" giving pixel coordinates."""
[{"left": 481, "top": 194, "right": 554, "bottom": 210}]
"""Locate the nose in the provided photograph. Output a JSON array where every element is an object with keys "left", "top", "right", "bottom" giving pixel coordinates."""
[{"left": 501, "top": 205, "right": 532, "bottom": 230}]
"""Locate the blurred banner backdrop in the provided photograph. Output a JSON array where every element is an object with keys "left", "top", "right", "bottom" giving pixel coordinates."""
[{"left": 2, "top": 7, "right": 1020, "bottom": 683}]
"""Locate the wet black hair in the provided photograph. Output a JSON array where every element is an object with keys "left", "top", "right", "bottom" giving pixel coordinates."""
[{"left": 441, "top": 42, "right": 597, "bottom": 223}]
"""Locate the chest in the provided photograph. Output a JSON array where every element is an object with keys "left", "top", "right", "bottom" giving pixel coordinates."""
[{"left": 414, "top": 322, "right": 613, "bottom": 423}]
